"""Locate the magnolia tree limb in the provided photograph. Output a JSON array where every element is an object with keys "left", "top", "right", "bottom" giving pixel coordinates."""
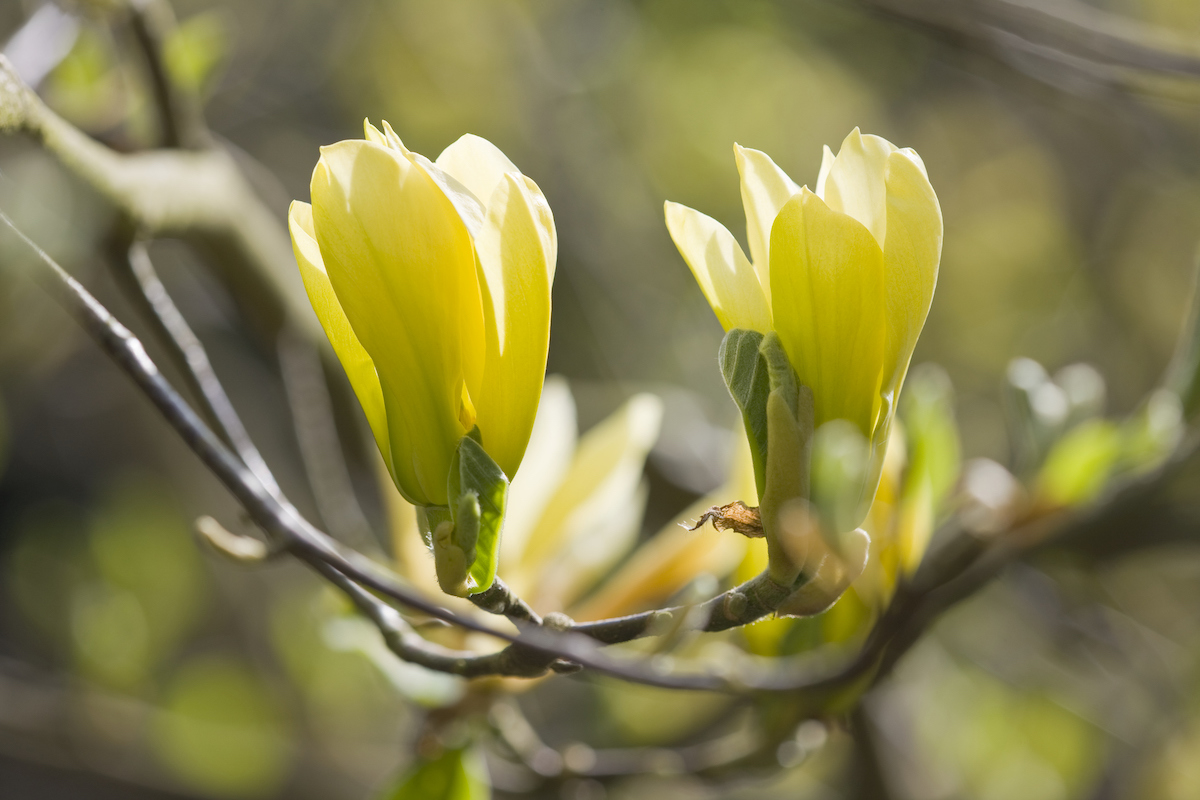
[
  {"left": 0, "top": 209, "right": 819, "bottom": 689},
  {"left": 0, "top": 55, "right": 315, "bottom": 341},
  {"left": 7, "top": 211, "right": 1200, "bottom": 697}
]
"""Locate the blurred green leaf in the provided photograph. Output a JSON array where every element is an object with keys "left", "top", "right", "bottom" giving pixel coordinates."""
[
  {"left": 381, "top": 747, "right": 490, "bottom": 800},
  {"left": 88, "top": 475, "right": 207, "bottom": 669},
  {"left": 449, "top": 435, "right": 508, "bottom": 594},
  {"left": 164, "top": 12, "right": 229, "bottom": 94},
  {"left": 719, "top": 328, "right": 770, "bottom": 501},
  {"left": 1120, "top": 388, "right": 1184, "bottom": 472},
  {"left": 70, "top": 582, "right": 150, "bottom": 688},
  {"left": 45, "top": 26, "right": 125, "bottom": 129},
  {"left": 153, "top": 656, "right": 291, "bottom": 799},
  {"left": 1036, "top": 419, "right": 1122, "bottom": 507},
  {"left": 901, "top": 363, "right": 962, "bottom": 511}
]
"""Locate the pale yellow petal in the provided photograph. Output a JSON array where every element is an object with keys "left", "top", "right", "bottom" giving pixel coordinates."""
[
  {"left": 500, "top": 376, "right": 578, "bottom": 567},
  {"left": 435, "top": 133, "right": 520, "bottom": 213},
  {"left": 471, "top": 173, "right": 556, "bottom": 480},
  {"left": 512, "top": 394, "right": 663, "bottom": 597},
  {"left": 289, "top": 200, "right": 394, "bottom": 480},
  {"left": 770, "top": 188, "right": 887, "bottom": 438},
  {"left": 535, "top": 480, "right": 648, "bottom": 612},
  {"left": 879, "top": 149, "right": 942, "bottom": 400},
  {"left": 379, "top": 120, "right": 410, "bottom": 154},
  {"left": 376, "top": 122, "right": 488, "bottom": 238},
  {"left": 571, "top": 434, "right": 755, "bottom": 621},
  {"left": 363, "top": 119, "right": 389, "bottom": 147},
  {"left": 310, "top": 140, "right": 484, "bottom": 506},
  {"left": 734, "top": 143, "right": 800, "bottom": 301},
  {"left": 815, "top": 144, "right": 836, "bottom": 199},
  {"left": 821, "top": 128, "right": 893, "bottom": 248},
  {"left": 664, "top": 201, "right": 770, "bottom": 333},
  {"left": 897, "top": 147, "right": 928, "bottom": 179}
]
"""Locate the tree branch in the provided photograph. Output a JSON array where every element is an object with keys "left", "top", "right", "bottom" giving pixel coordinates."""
[
  {"left": 8, "top": 209, "right": 1200, "bottom": 698},
  {"left": 124, "top": 0, "right": 210, "bottom": 149},
  {"left": 0, "top": 54, "right": 315, "bottom": 342},
  {"left": 114, "top": 239, "right": 283, "bottom": 498}
]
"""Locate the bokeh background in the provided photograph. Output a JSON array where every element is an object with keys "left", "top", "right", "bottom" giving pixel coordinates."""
[{"left": 3, "top": 0, "right": 1200, "bottom": 798}]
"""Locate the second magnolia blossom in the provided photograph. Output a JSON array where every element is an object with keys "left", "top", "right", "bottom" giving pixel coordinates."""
[
  {"left": 666, "top": 129, "right": 942, "bottom": 531},
  {"left": 289, "top": 121, "right": 556, "bottom": 509}
]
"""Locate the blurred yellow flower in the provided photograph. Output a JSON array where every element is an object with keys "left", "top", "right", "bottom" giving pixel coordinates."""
[
  {"left": 289, "top": 120, "right": 556, "bottom": 507},
  {"left": 666, "top": 128, "right": 942, "bottom": 525}
]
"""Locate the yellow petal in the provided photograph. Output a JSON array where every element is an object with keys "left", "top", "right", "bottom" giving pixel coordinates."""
[
  {"left": 289, "top": 201, "right": 394, "bottom": 481},
  {"left": 815, "top": 144, "right": 835, "bottom": 197},
  {"left": 897, "top": 146, "right": 928, "bottom": 178},
  {"left": 512, "top": 393, "right": 663, "bottom": 598},
  {"left": 310, "top": 139, "right": 484, "bottom": 506},
  {"left": 379, "top": 120, "right": 410, "bottom": 154},
  {"left": 879, "top": 149, "right": 942, "bottom": 400},
  {"left": 435, "top": 134, "right": 520, "bottom": 212},
  {"left": 664, "top": 201, "right": 771, "bottom": 333},
  {"left": 571, "top": 433, "right": 755, "bottom": 622},
  {"left": 734, "top": 143, "right": 800, "bottom": 302},
  {"left": 471, "top": 173, "right": 556, "bottom": 479},
  {"left": 376, "top": 122, "right": 489, "bottom": 239},
  {"left": 500, "top": 376, "right": 578, "bottom": 567},
  {"left": 363, "top": 119, "right": 389, "bottom": 147},
  {"left": 770, "top": 188, "right": 887, "bottom": 439},
  {"left": 820, "top": 128, "right": 893, "bottom": 248}
]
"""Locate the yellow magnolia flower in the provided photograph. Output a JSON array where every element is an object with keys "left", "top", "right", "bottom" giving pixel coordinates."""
[
  {"left": 289, "top": 121, "right": 556, "bottom": 507},
  {"left": 665, "top": 128, "right": 941, "bottom": 521}
]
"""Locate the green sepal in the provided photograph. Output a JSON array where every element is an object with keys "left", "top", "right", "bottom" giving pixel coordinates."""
[
  {"left": 759, "top": 331, "right": 799, "bottom": 417},
  {"left": 719, "top": 328, "right": 771, "bottom": 501},
  {"left": 432, "top": 518, "right": 470, "bottom": 597},
  {"left": 448, "top": 431, "right": 508, "bottom": 595},
  {"left": 759, "top": 332, "right": 815, "bottom": 585}
]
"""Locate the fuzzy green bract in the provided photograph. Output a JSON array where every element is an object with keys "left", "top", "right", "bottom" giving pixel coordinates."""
[
  {"left": 719, "top": 328, "right": 771, "bottom": 501},
  {"left": 449, "top": 433, "right": 508, "bottom": 594}
]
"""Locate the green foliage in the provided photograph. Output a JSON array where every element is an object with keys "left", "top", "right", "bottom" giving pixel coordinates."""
[
  {"left": 5, "top": 476, "right": 207, "bottom": 689},
  {"left": 381, "top": 747, "right": 491, "bottom": 800},
  {"left": 1119, "top": 388, "right": 1184, "bottom": 473},
  {"left": 718, "top": 328, "right": 770, "bottom": 500},
  {"left": 901, "top": 363, "right": 962, "bottom": 512},
  {"left": 164, "top": 12, "right": 229, "bottom": 94},
  {"left": 1037, "top": 418, "right": 1122, "bottom": 507},
  {"left": 152, "top": 656, "right": 291, "bottom": 799}
]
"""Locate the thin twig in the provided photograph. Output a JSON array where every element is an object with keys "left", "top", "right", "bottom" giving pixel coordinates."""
[
  {"left": 118, "top": 240, "right": 283, "bottom": 499},
  {"left": 306, "top": 556, "right": 560, "bottom": 678}
]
